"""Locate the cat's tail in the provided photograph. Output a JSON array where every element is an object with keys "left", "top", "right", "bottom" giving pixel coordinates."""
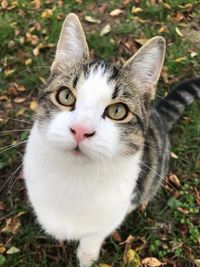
[{"left": 155, "top": 78, "right": 200, "bottom": 131}]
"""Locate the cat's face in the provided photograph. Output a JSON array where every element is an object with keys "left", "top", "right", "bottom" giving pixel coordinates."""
[{"left": 35, "top": 14, "right": 165, "bottom": 161}]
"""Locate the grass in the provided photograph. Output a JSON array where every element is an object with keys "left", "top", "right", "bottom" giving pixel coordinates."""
[{"left": 0, "top": 1, "right": 200, "bottom": 267}]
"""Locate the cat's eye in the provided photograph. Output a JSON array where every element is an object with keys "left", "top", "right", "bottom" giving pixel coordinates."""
[
  {"left": 105, "top": 103, "right": 129, "bottom": 121},
  {"left": 56, "top": 87, "right": 76, "bottom": 106}
]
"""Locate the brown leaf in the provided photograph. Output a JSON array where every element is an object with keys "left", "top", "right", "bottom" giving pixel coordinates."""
[
  {"left": 0, "top": 201, "right": 6, "bottom": 210},
  {"left": 1, "top": 0, "right": 8, "bottom": 9},
  {"left": 194, "top": 259, "right": 200, "bottom": 267},
  {"left": 100, "top": 24, "right": 111, "bottom": 36},
  {"left": 112, "top": 231, "right": 122, "bottom": 242},
  {"left": 14, "top": 97, "right": 26, "bottom": 104},
  {"left": 41, "top": 9, "right": 53, "bottom": 18},
  {"left": 168, "top": 174, "right": 181, "bottom": 189},
  {"left": 26, "top": 32, "right": 39, "bottom": 46},
  {"left": 120, "top": 234, "right": 135, "bottom": 245},
  {"left": 25, "top": 58, "right": 32, "bottom": 65},
  {"left": 33, "top": 43, "right": 55, "bottom": 56},
  {"left": 0, "top": 96, "right": 8, "bottom": 101},
  {"left": 30, "top": 100, "right": 38, "bottom": 111},
  {"left": 170, "top": 152, "right": 178, "bottom": 159},
  {"left": 84, "top": 16, "right": 101, "bottom": 24},
  {"left": 175, "top": 27, "right": 184, "bottom": 37},
  {"left": 109, "top": 9, "right": 123, "bottom": 16},
  {"left": 177, "top": 207, "right": 190, "bottom": 214},
  {"left": 4, "top": 69, "right": 15, "bottom": 77},
  {"left": 163, "top": 3, "right": 171, "bottom": 10},
  {"left": 0, "top": 244, "right": 6, "bottom": 254},
  {"left": 98, "top": 4, "right": 107, "bottom": 14},
  {"left": 6, "top": 246, "right": 20, "bottom": 254},
  {"left": 2, "top": 217, "right": 21, "bottom": 234},
  {"left": 180, "top": 224, "right": 188, "bottom": 237},
  {"left": 141, "top": 257, "right": 163, "bottom": 267},
  {"left": 33, "top": 0, "right": 41, "bottom": 9}
]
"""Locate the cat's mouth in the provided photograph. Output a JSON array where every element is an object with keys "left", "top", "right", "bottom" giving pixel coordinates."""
[{"left": 71, "top": 145, "right": 84, "bottom": 157}]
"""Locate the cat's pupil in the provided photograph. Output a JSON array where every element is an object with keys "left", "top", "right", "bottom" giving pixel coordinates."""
[
  {"left": 115, "top": 106, "right": 119, "bottom": 114},
  {"left": 65, "top": 93, "right": 69, "bottom": 99}
]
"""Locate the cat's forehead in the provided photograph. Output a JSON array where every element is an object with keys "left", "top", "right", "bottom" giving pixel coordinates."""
[
  {"left": 76, "top": 61, "right": 119, "bottom": 105},
  {"left": 51, "top": 60, "right": 122, "bottom": 103}
]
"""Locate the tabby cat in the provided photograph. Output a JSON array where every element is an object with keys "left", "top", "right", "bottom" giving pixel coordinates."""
[{"left": 23, "top": 13, "right": 200, "bottom": 267}]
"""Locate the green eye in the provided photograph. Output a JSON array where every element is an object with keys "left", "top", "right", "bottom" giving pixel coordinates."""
[
  {"left": 56, "top": 87, "right": 76, "bottom": 106},
  {"left": 105, "top": 103, "right": 129, "bottom": 121}
]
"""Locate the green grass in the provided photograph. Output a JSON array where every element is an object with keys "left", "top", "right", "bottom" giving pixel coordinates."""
[{"left": 0, "top": 1, "right": 200, "bottom": 267}]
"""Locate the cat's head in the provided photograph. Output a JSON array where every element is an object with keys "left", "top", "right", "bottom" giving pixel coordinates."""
[{"left": 36, "top": 13, "right": 166, "bottom": 161}]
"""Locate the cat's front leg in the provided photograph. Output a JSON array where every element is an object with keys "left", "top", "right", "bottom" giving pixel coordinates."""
[{"left": 77, "top": 233, "right": 106, "bottom": 267}]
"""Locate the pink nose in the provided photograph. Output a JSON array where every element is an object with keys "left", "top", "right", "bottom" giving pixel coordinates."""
[{"left": 70, "top": 126, "right": 96, "bottom": 143}]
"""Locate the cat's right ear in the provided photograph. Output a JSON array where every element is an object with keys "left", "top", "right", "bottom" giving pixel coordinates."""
[{"left": 51, "top": 13, "right": 90, "bottom": 71}]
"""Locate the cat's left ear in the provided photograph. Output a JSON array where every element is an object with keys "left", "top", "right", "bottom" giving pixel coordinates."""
[
  {"left": 123, "top": 36, "right": 166, "bottom": 99},
  {"left": 51, "top": 13, "right": 90, "bottom": 71}
]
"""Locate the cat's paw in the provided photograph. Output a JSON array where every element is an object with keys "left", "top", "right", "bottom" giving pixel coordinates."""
[{"left": 77, "top": 246, "right": 97, "bottom": 267}]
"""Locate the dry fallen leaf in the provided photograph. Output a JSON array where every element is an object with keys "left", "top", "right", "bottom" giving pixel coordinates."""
[
  {"left": 84, "top": 16, "right": 101, "bottom": 24},
  {"left": 177, "top": 207, "right": 190, "bottom": 214},
  {"left": 0, "top": 201, "right": 6, "bottom": 210},
  {"left": 30, "top": 100, "right": 38, "bottom": 110},
  {"left": 100, "top": 24, "right": 111, "bottom": 36},
  {"left": 25, "top": 58, "right": 32, "bottom": 65},
  {"left": 174, "top": 57, "right": 186, "bottom": 62},
  {"left": 99, "top": 264, "right": 112, "bottom": 267},
  {"left": 14, "top": 97, "right": 26, "bottom": 104},
  {"left": 190, "top": 52, "right": 198, "bottom": 58},
  {"left": 194, "top": 259, "right": 200, "bottom": 267},
  {"left": 6, "top": 246, "right": 20, "bottom": 255},
  {"left": 124, "top": 249, "right": 141, "bottom": 265},
  {"left": 141, "top": 257, "right": 163, "bottom": 267},
  {"left": 131, "top": 7, "right": 143, "bottom": 14},
  {"left": 1, "top": 0, "right": 8, "bottom": 9},
  {"left": 163, "top": 3, "right": 171, "bottom": 10},
  {"left": 109, "top": 9, "right": 123, "bottom": 16},
  {"left": 112, "top": 231, "right": 122, "bottom": 242},
  {"left": 170, "top": 152, "right": 178, "bottom": 159},
  {"left": 158, "top": 25, "right": 168, "bottom": 33},
  {"left": 168, "top": 173, "right": 180, "bottom": 188},
  {"left": 175, "top": 27, "right": 184, "bottom": 37},
  {"left": 16, "top": 108, "right": 25, "bottom": 116},
  {"left": 0, "top": 96, "right": 8, "bottom": 101},
  {"left": 0, "top": 245, "right": 6, "bottom": 254},
  {"left": 2, "top": 216, "right": 21, "bottom": 234},
  {"left": 26, "top": 32, "right": 39, "bottom": 46},
  {"left": 33, "top": 0, "right": 41, "bottom": 9},
  {"left": 4, "top": 69, "right": 15, "bottom": 77},
  {"left": 41, "top": 9, "right": 53, "bottom": 18}
]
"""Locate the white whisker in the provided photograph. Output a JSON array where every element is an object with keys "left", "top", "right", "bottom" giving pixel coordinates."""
[
  {"left": 0, "top": 129, "right": 30, "bottom": 135},
  {"left": 141, "top": 162, "right": 177, "bottom": 191},
  {"left": 0, "top": 116, "right": 33, "bottom": 125},
  {"left": 8, "top": 170, "right": 23, "bottom": 194},
  {"left": 0, "top": 163, "right": 23, "bottom": 193},
  {"left": 0, "top": 140, "right": 27, "bottom": 155}
]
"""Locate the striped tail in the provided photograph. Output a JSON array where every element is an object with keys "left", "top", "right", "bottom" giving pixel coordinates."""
[{"left": 155, "top": 78, "right": 200, "bottom": 131}]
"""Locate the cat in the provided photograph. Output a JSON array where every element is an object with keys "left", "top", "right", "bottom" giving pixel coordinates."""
[{"left": 23, "top": 13, "right": 200, "bottom": 267}]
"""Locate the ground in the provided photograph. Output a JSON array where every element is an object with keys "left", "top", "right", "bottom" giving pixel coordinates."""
[{"left": 0, "top": 1, "right": 200, "bottom": 267}]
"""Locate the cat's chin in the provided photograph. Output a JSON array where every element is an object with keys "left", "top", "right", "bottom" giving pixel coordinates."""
[{"left": 70, "top": 147, "right": 86, "bottom": 158}]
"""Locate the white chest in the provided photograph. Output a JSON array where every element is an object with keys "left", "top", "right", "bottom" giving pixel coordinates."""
[{"left": 23, "top": 126, "right": 141, "bottom": 240}]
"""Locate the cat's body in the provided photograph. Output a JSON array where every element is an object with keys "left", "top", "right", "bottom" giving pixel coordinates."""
[{"left": 23, "top": 13, "right": 200, "bottom": 267}]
